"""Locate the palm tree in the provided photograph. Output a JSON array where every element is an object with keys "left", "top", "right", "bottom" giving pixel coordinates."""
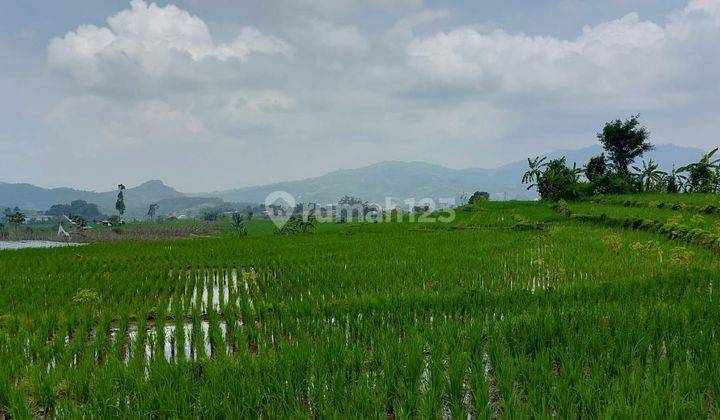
[
  {"left": 679, "top": 148, "right": 720, "bottom": 193},
  {"left": 632, "top": 159, "right": 666, "bottom": 192},
  {"left": 522, "top": 156, "right": 547, "bottom": 191}
]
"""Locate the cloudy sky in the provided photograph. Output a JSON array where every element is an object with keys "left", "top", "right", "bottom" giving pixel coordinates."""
[{"left": 1, "top": 0, "right": 719, "bottom": 192}]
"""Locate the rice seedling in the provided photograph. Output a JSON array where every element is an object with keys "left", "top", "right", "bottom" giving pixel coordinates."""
[{"left": 1, "top": 200, "right": 719, "bottom": 416}]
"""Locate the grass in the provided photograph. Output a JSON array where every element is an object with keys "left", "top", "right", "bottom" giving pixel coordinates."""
[{"left": 0, "top": 198, "right": 719, "bottom": 416}]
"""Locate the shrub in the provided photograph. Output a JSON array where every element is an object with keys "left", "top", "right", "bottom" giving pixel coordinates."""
[
  {"left": 537, "top": 158, "right": 582, "bottom": 201},
  {"left": 468, "top": 191, "right": 490, "bottom": 204}
]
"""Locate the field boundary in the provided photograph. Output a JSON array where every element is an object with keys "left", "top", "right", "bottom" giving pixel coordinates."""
[
  {"left": 551, "top": 202, "right": 720, "bottom": 251},
  {"left": 588, "top": 197, "right": 720, "bottom": 217}
]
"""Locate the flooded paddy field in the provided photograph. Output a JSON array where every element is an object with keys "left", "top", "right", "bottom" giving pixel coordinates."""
[
  {"left": 1, "top": 200, "right": 720, "bottom": 417},
  {"left": 0, "top": 240, "right": 87, "bottom": 251}
]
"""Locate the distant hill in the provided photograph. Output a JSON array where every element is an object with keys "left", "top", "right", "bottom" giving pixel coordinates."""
[
  {"left": 212, "top": 144, "right": 705, "bottom": 203},
  {"left": 0, "top": 144, "right": 707, "bottom": 209},
  {"left": 0, "top": 180, "right": 184, "bottom": 212}
]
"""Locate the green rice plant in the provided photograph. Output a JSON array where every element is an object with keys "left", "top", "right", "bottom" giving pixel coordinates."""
[
  {"left": 602, "top": 234, "right": 623, "bottom": 254},
  {"left": 2, "top": 200, "right": 720, "bottom": 416},
  {"left": 668, "top": 247, "right": 693, "bottom": 268}
]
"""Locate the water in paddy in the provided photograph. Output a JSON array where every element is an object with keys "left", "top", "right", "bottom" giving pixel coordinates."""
[{"left": 0, "top": 240, "right": 87, "bottom": 251}]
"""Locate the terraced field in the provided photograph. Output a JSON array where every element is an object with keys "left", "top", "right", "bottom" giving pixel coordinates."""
[{"left": 1, "top": 199, "right": 719, "bottom": 417}]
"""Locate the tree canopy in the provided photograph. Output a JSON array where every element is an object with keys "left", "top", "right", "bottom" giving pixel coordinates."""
[
  {"left": 596, "top": 115, "right": 653, "bottom": 180},
  {"left": 47, "top": 200, "right": 103, "bottom": 219}
]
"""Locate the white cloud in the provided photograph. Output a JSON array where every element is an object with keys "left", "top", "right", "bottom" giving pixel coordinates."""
[
  {"left": 29, "top": 0, "right": 720, "bottom": 191},
  {"left": 293, "top": 17, "right": 369, "bottom": 53},
  {"left": 386, "top": 9, "right": 449, "bottom": 45},
  {"left": 48, "top": 0, "right": 291, "bottom": 86},
  {"left": 406, "top": 2, "right": 719, "bottom": 97},
  {"left": 684, "top": 0, "right": 720, "bottom": 18},
  {"left": 46, "top": 95, "right": 206, "bottom": 151}
]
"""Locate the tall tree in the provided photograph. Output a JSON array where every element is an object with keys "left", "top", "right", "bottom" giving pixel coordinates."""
[
  {"left": 522, "top": 156, "right": 547, "bottom": 192},
  {"left": 597, "top": 115, "right": 654, "bottom": 180},
  {"left": 115, "top": 184, "right": 126, "bottom": 216}
]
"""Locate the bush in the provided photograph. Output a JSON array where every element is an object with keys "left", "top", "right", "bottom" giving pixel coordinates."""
[
  {"left": 537, "top": 158, "right": 582, "bottom": 201},
  {"left": 468, "top": 191, "right": 490, "bottom": 205},
  {"left": 601, "top": 174, "right": 636, "bottom": 195}
]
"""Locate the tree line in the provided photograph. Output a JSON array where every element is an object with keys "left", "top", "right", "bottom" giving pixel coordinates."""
[{"left": 523, "top": 115, "right": 719, "bottom": 200}]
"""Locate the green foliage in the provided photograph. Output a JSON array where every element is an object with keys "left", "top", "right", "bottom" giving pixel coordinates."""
[
  {"left": 537, "top": 158, "right": 582, "bottom": 201},
  {"left": 72, "top": 289, "right": 99, "bottom": 305},
  {"left": 668, "top": 247, "right": 693, "bottom": 267},
  {"left": 203, "top": 210, "right": 220, "bottom": 222},
  {"left": 521, "top": 156, "right": 547, "bottom": 193},
  {"left": 7, "top": 211, "right": 25, "bottom": 226},
  {"left": 632, "top": 159, "right": 666, "bottom": 192},
  {"left": 231, "top": 213, "right": 247, "bottom": 236},
  {"left": 275, "top": 215, "right": 316, "bottom": 235},
  {"left": 678, "top": 148, "right": 720, "bottom": 193},
  {"left": 601, "top": 234, "right": 623, "bottom": 254},
  {"left": 47, "top": 200, "right": 103, "bottom": 220},
  {"left": 596, "top": 114, "right": 654, "bottom": 180},
  {"left": 511, "top": 212, "right": 544, "bottom": 230},
  {"left": 666, "top": 165, "right": 686, "bottom": 193},
  {"left": 2, "top": 200, "right": 720, "bottom": 417},
  {"left": 147, "top": 203, "right": 159, "bottom": 220},
  {"left": 585, "top": 154, "right": 607, "bottom": 183},
  {"left": 338, "top": 195, "right": 369, "bottom": 219},
  {"left": 551, "top": 199, "right": 572, "bottom": 217},
  {"left": 115, "top": 184, "right": 126, "bottom": 216},
  {"left": 468, "top": 191, "right": 489, "bottom": 204}
]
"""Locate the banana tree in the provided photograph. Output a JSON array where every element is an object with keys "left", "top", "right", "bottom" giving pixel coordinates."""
[
  {"left": 666, "top": 164, "right": 687, "bottom": 193},
  {"left": 522, "top": 156, "right": 548, "bottom": 192},
  {"left": 632, "top": 159, "right": 666, "bottom": 192},
  {"left": 678, "top": 148, "right": 720, "bottom": 193}
]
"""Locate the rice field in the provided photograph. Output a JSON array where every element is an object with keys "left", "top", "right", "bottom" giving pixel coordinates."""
[{"left": 1, "top": 199, "right": 719, "bottom": 417}]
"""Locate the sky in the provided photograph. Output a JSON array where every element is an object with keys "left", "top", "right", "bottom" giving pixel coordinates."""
[{"left": 1, "top": 0, "right": 719, "bottom": 192}]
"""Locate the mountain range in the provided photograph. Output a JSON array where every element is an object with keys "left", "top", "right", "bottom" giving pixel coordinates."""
[
  {"left": 0, "top": 144, "right": 707, "bottom": 212},
  {"left": 208, "top": 143, "right": 704, "bottom": 204}
]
